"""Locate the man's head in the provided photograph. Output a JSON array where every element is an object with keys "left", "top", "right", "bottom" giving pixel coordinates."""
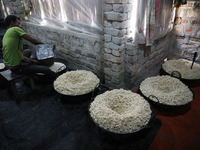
[{"left": 4, "top": 15, "right": 21, "bottom": 28}]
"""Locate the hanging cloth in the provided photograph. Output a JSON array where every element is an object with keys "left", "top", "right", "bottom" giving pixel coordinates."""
[{"left": 145, "top": 0, "right": 155, "bottom": 46}]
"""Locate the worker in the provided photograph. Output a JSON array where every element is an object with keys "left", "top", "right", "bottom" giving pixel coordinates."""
[{"left": 2, "top": 15, "right": 57, "bottom": 80}]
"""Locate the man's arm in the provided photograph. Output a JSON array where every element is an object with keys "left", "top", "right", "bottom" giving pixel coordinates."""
[{"left": 22, "top": 34, "right": 43, "bottom": 45}]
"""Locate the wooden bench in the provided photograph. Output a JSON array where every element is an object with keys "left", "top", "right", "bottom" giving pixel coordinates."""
[{"left": 0, "top": 69, "right": 34, "bottom": 99}]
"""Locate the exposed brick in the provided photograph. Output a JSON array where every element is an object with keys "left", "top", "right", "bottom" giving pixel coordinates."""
[
  {"left": 125, "top": 50, "right": 137, "bottom": 56},
  {"left": 192, "top": 20, "right": 200, "bottom": 25},
  {"left": 104, "top": 28, "right": 119, "bottom": 36},
  {"left": 182, "top": 19, "right": 190, "bottom": 24},
  {"left": 125, "top": 43, "right": 138, "bottom": 50},
  {"left": 194, "top": 2, "right": 200, "bottom": 11},
  {"left": 181, "top": 44, "right": 195, "bottom": 49},
  {"left": 173, "top": 26, "right": 183, "bottom": 35},
  {"left": 185, "top": 28, "right": 193, "bottom": 33},
  {"left": 175, "top": 17, "right": 190, "bottom": 25},
  {"left": 104, "top": 53, "right": 123, "bottom": 63},
  {"left": 112, "top": 20, "right": 130, "bottom": 29},
  {"left": 104, "top": 34, "right": 112, "bottom": 42},
  {"left": 105, "top": 62, "right": 124, "bottom": 72},
  {"left": 113, "top": 4, "right": 132, "bottom": 13},
  {"left": 124, "top": 55, "right": 137, "bottom": 64},
  {"left": 124, "top": 68, "right": 134, "bottom": 77},
  {"left": 104, "top": 12, "right": 128, "bottom": 21},
  {"left": 105, "top": 42, "right": 123, "bottom": 50},
  {"left": 113, "top": 4, "right": 125, "bottom": 12},
  {"left": 104, "top": 48, "right": 112, "bottom": 54},
  {"left": 104, "top": 4, "right": 113, "bottom": 12},
  {"left": 177, "top": 8, "right": 186, "bottom": 17},
  {"left": 105, "top": 0, "right": 128, "bottom": 4},
  {"left": 128, "top": 64, "right": 139, "bottom": 72},
  {"left": 112, "top": 37, "right": 126, "bottom": 44},
  {"left": 118, "top": 29, "right": 127, "bottom": 37},
  {"left": 174, "top": 49, "right": 184, "bottom": 55},
  {"left": 184, "top": 51, "right": 196, "bottom": 58},
  {"left": 124, "top": 76, "right": 136, "bottom": 85},
  {"left": 104, "top": 20, "right": 112, "bottom": 28},
  {"left": 104, "top": 68, "right": 124, "bottom": 79},
  {"left": 196, "top": 30, "right": 200, "bottom": 38},
  {"left": 176, "top": 36, "right": 185, "bottom": 39},
  {"left": 112, "top": 49, "right": 122, "bottom": 57},
  {"left": 175, "top": 17, "right": 182, "bottom": 25},
  {"left": 190, "top": 37, "right": 200, "bottom": 42},
  {"left": 110, "top": 76, "right": 124, "bottom": 84},
  {"left": 186, "top": 10, "right": 200, "bottom": 18}
]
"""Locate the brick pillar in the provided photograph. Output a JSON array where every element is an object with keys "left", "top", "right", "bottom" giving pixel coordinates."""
[{"left": 104, "top": 0, "right": 132, "bottom": 89}]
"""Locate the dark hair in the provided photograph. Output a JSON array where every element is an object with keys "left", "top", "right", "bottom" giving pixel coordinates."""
[{"left": 4, "top": 15, "right": 20, "bottom": 28}]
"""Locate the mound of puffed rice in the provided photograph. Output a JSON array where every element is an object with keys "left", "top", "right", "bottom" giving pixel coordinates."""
[
  {"left": 89, "top": 89, "right": 152, "bottom": 133},
  {"left": 0, "top": 63, "right": 5, "bottom": 70},
  {"left": 162, "top": 59, "right": 200, "bottom": 80},
  {"left": 54, "top": 70, "right": 100, "bottom": 96},
  {"left": 140, "top": 75, "right": 193, "bottom": 106}
]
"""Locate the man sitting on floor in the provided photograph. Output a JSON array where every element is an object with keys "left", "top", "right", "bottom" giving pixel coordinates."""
[{"left": 2, "top": 15, "right": 57, "bottom": 80}]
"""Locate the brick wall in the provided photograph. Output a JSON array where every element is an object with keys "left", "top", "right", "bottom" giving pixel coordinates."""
[
  {"left": 3, "top": 0, "right": 171, "bottom": 90},
  {"left": 103, "top": 0, "right": 132, "bottom": 89},
  {"left": 103, "top": 0, "right": 170, "bottom": 90},
  {"left": 124, "top": 36, "right": 169, "bottom": 90},
  {"left": 170, "top": 1, "right": 200, "bottom": 64},
  {"left": 22, "top": 22, "right": 105, "bottom": 81}
]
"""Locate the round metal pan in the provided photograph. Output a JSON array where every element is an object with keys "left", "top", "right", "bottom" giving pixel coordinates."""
[
  {"left": 160, "top": 67, "right": 200, "bottom": 87},
  {"left": 56, "top": 83, "right": 99, "bottom": 104},
  {"left": 138, "top": 87, "right": 194, "bottom": 113},
  {"left": 88, "top": 97, "right": 155, "bottom": 142}
]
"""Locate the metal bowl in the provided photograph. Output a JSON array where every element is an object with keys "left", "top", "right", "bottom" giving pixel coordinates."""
[
  {"left": 160, "top": 66, "right": 200, "bottom": 87},
  {"left": 138, "top": 87, "right": 194, "bottom": 114},
  {"left": 56, "top": 84, "right": 99, "bottom": 104}
]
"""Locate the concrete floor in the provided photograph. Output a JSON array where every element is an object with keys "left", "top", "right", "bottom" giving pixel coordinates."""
[{"left": 0, "top": 82, "right": 161, "bottom": 150}]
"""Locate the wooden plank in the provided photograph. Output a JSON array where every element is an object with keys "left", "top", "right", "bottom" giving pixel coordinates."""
[{"left": 0, "top": 70, "right": 24, "bottom": 81}]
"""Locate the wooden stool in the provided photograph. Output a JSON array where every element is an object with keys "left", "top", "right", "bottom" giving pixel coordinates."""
[{"left": 0, "top": 69, "right": 34, "bottom": 99}]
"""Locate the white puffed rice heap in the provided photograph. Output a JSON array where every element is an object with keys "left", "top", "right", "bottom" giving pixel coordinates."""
[
  {"left": 140, "top": 75, "right": 193, "bottom": 106},
  {"left": 89, "top": 89, "right": 152, "bottom": 133},
  {"left": 54, "top": 70, "right": 100, "bottom": 96},
  {"left": 0, "top": 63, "right": 5, "bottom": 69},
  {"left": 162, "top": 59, "right": 200, "bottom": 80}
]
